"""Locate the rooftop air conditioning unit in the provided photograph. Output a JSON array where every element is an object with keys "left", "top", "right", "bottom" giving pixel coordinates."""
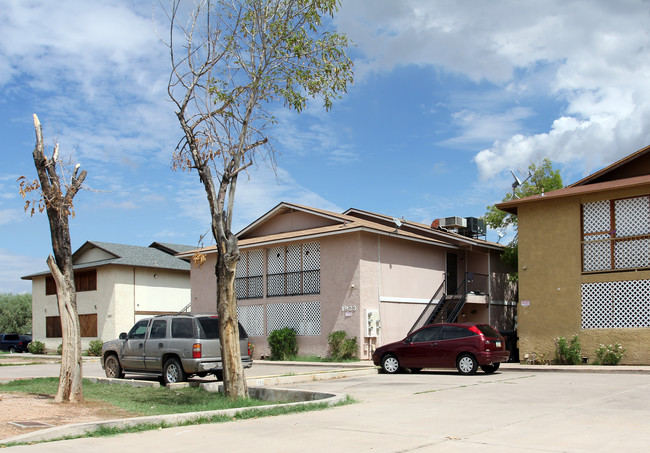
[
  {"left": 465, "top": 217, "right": 486, "bottom": 236},
  {"left": 439, "top": 216, "right": 466, "bottom": 229}
]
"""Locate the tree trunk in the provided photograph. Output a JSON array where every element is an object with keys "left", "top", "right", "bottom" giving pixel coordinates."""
[
  {"left": 216, "top": 231, "right": 248, "bottom": 399},
  {"left": 48, "top": 255, "right": 84, "bottom": 403}
]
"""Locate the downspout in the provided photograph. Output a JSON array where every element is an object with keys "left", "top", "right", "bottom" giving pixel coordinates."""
[
  {"left": 488, "top": 250, "right": 492, "bottom": 326},
  {"left": 133, "top": 268, "right": 136, "bottom": 324}
]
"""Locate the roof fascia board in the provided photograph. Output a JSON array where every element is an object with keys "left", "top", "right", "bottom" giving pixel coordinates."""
[
  {"left": 236, "top": 202, "right": 345, "bottom": 237},
  {"left": 569, "top": 144, "right": 650, "bottom": 187}
]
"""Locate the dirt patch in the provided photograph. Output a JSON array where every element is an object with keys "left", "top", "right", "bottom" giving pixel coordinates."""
[{"left": 0, "top": 392, "right": 134, "bottom": 441}]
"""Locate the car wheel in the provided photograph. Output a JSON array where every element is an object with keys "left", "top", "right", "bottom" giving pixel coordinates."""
[
  {"left": 457, "top": 353, "right": 478, "bottom": 375},
  {"left": 163, "top": 357, "right": 186, "bottom": 384},
  {"left": 409, "top": 368, "right": 422, "bottom": 373},
  {"left": 104, "top": 354, "right": 124, "bottom": 379},
  {"left": 381, "top": 354, "right": 400, "bottom": 374},
  {"left": 480, "top": 363, "right": 501, "bottom": 374}
]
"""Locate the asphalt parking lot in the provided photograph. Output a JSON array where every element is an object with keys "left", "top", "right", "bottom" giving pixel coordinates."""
[{"left": 1, "top": 359, "right": 649, "bottom": 452}]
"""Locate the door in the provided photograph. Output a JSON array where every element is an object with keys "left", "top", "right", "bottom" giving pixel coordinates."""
[
  {"left": 446, "top": 253, "right": 458, "bottom": 294},
  {"left": 398, "top": 325, "right": 443, "bottom": 368},
  {"left": 121, "top": 319, "right": 149, "bottom": 370},
  {"left": 144, "top": 319, "right": 168, "bottom": 371}
]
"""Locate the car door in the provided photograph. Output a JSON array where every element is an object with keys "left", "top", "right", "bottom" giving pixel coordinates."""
[
  {"left": 144, "top": 319, "right": 168, "bottom": 371},
  {"left": 398, "top": 325, "right": 443, "bottom": 368},
  {"left": 121, "top": 319, "right": 149, "bottom": 370},
  {"left": 434, "top": 325, "right": 477, "bottom": 367}
]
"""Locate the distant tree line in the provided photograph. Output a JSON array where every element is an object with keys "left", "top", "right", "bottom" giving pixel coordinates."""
[{"left": 0, "top": 293, "right": 32, "bottom": 334}]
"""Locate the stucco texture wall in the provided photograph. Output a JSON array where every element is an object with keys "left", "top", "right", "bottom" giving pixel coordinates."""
[{"left": 517, "top": 186, "right": 650, "bottom": 365}]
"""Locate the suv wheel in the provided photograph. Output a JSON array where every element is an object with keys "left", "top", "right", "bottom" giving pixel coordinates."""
[
  {"left": 163, "top": 357, "right": 186, "bottom": 384},
  {"left": 456, "top": 353, "right": 478, "bottom": 375},
  {"left": 104, "top": 354, "right": 124, "bottom": 379},
  {"left": 480, "top": 363, "right": 500, "bottom": 374}
]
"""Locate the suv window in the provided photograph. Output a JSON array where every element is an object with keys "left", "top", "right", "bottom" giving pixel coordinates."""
[
  {"left": 442, "top": 326, "right": 476, "bottom": 340},
  {"left": 197, "top": 317, "right": 220, "bottom": 339},
  {"left": 150, "top": 320, "right": 167, "bottom": 339},
  {"left": 3, "top": 334, "right": 19, "bottom": 341},
  {"left": 128, "top": 320, "right": 149, "bottom": 339},
  {"left": 171, "top": 318, "right": 194, "bottom": 338}
]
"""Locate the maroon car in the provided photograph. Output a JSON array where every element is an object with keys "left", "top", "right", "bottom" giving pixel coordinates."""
[{"left": 372, "top": 323, "right": 509, "bottom": 375}]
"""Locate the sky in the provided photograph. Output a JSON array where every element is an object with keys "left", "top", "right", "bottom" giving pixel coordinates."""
[{"left": 2, "top": 0, "right": 650, "bottom": 294}]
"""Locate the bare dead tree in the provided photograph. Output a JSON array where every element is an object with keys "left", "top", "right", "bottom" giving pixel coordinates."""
[
  {"left": 19, "top": 114, "right": 87, "bottom": 403},
  {"left": 163, "top": 0, "right": 353, "bottom": 398}
]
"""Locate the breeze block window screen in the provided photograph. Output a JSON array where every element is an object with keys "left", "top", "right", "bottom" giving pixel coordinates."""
[
  {"left": 582, "top": 279, "right": 650, "bottom": 329},
  {"left": 582, "top": 195, "right": 650, "bottom": 272},
  {"left": 267, "top": 301, "right": 321, "bottom": 336}
]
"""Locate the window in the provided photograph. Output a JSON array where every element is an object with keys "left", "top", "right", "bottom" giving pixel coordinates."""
[
  {"left": 46, "top": 314, "right": 98, "bottom": 338},
  {"left": 582, "top": 279, "right": 650, "bottom": 329},
  {"left": 442, "top": 326, "right": 475, "bottom": 340},
  {"left": 45, "top": 269, "right": 97, "bottom": 295},
  {"left": 127, "top": 319, "right": 149, "bottom": 339},
  {"left": 267, "top": 242, "right": 320, "bottom": 297},
  {"left": 149, "top": 320, "right": 167, "bottom": 339},
  {"left": 582, "top": 195, "right": 650, "bottom": 272},
  {"left": 410, "top": 326, "right": 442, "bottom": 342},
  {"left": 171, "top": 318, "right": 194, "bottom": 338},
  {"left": 235, "top": 249, "right": 264, "bottom": 299}
]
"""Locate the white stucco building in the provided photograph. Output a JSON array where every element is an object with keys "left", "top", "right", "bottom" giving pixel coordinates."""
[{"left": 23, "top": 241, "right": 193, "bottom": 351}]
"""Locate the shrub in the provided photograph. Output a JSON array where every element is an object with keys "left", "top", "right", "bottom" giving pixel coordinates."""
[
  {"left": 594, "top": 343, "right": 626, "bottom": 365},
  {"left": 28, "top": 340, "right": 46, "bottom": 354},
  {"left": 87, "top": 339, "right": 104, "bottom": 356},
  {"left": 268, "top": 327, "right": 298, "bottom": 361},
  {"left": 57, "top": 344, "right": 62, "bottom": 355},
  {"left": 554, "top": 335, "right": 582, "bottom": 365},
  {"left": 328, "top": 331, "right": 358, "bottom": 361}
]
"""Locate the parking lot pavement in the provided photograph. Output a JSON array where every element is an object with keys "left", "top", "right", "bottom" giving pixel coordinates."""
[{"left": 3, "top": 365, "right": 650, "bottom": 452}]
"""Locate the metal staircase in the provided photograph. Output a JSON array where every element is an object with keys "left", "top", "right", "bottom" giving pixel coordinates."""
[{"left": 408, "top": 279, "right": 468, "bottom": 334}]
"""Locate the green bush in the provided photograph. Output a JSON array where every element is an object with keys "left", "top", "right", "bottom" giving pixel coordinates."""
[
  {"left": 57, "top": 344, "right": 62, "bottom": 355},
  {"left": 554, "top": 335, "right": 582, "bottom": 365},
  {"left": 268, "top": 327, "right": 298, "bottom": 361},
  {"left": 87, "top": 339, "right": 104, "bottom": 356},
  {"left": 28, "top": 340, "right": 46, "bottom": 354},
  {"left": 594, "top": 343, "right": 626, "bottom": 365},
  {"left": 328, "top": 331, "right": 358, "bottom": 361}
]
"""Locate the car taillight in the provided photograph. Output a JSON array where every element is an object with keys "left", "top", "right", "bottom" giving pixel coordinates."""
[
  {"left": 247, "top": 342, "right": 251, "bottom": 356},
  {"left": 193, "top": 343, "right": 202, "bottom": 358}
]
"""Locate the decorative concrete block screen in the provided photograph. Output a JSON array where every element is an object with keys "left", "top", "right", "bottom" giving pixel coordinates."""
[
  {"left": 582, "top": 196, "right": 650, "bottom": 272},
  {"left": 237, "top": 304, "right": 264, "bottom": 337},
  {"left": 235, "top": 249, "right": 264, "bottom": 299},
  {"left": 267, "top": 301, "right": 321, "bottom": 336},
  {"left": 581, "top": 279, "right": 650, "bottom": 329},
  {"left": 267, "top": 242, "right": 320, "bottom": 297}
]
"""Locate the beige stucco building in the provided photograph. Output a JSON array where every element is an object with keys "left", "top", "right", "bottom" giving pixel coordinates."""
[
  {"left": 498, "top": 146, "right": 650, "bottom": 364},
  {"left": 23, "top": 241, "right": 192, "bottom": 352},
  {"left": 182, "top": 203, "right": 516, "bottom": 360}
]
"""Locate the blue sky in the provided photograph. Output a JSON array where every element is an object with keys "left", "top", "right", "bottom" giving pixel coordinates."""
[{"left": 3, "top": 0, "right": 650, "bottom": 293}]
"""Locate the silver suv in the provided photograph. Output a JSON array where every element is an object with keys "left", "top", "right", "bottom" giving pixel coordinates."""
[{"left": 101, "top": 313, "right": 253, "bottom": 384}]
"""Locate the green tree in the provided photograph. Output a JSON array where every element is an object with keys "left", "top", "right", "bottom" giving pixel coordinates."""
[
  {"left": 165, "top": 0, "right": 353, "bottom": 399},
  {"left": 0, "top": 293, "right": 32, "bottom": 334},
  {"left": 485, "top": 158, "right": 563, "bottom": 278}
]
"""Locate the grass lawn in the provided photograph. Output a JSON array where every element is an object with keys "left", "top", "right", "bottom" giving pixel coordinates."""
[{"left": 0, "top": 377, "right": 271, "bottom": 415}]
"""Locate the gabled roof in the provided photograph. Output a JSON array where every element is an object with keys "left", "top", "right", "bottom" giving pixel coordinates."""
[
  {"left": 497, "top": 144, "right": 650, "bottom": 215},
  {"left": 178, "top": 202, "right": 503, "bottom": 258},
  {"left": 569, "top": 144, "right": 650, "bottom": 187},
  {"left": 22, "top": 241, "right": 191, "bottom": 280}
]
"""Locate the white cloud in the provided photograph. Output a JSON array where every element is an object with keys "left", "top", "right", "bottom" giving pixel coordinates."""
[{"left": 338, "top": 0, "right": 650, "bottom": 182}]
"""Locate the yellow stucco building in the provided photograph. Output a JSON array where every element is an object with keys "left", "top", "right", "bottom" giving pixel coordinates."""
[{"left": 498, "top": 146, "right": 650, "bottom": 364}]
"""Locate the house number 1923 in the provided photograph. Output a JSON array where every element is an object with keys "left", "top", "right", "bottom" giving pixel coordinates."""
[{"left": 341, "top": 305, "right": 357, "bottom": 312}]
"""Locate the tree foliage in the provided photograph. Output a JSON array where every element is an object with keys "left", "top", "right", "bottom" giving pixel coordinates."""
[
  {"left": 485, "top": 158, "right": 563, "bottom": 275},
  {"left": 0, "top": 293, "right": 32, "bottom": 334},
  {"left": 165, "top": 0, "right": 353, "bottom": 399}
]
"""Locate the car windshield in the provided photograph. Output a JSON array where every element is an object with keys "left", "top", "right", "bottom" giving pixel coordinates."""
[{"left": 476, "top": 325, "right": 501, "bottom": 338}]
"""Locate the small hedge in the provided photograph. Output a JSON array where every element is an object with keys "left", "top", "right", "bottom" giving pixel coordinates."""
[
  {"left": 87, "top": 339, "right": 104, "bottom": 356},
  {"left": 268, "top": 327, "right": 298, "bottom": 361},
  {"left": 328, "top": 331, "right": 358, "bottom": 361},
  {"left": 27, "top": 340, "right": 46, "bottom": 354}
]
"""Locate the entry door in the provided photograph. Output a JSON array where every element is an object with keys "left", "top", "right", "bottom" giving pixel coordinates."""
[{"left": 446, "top": 253, "right": 458, "bottom": 294}]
